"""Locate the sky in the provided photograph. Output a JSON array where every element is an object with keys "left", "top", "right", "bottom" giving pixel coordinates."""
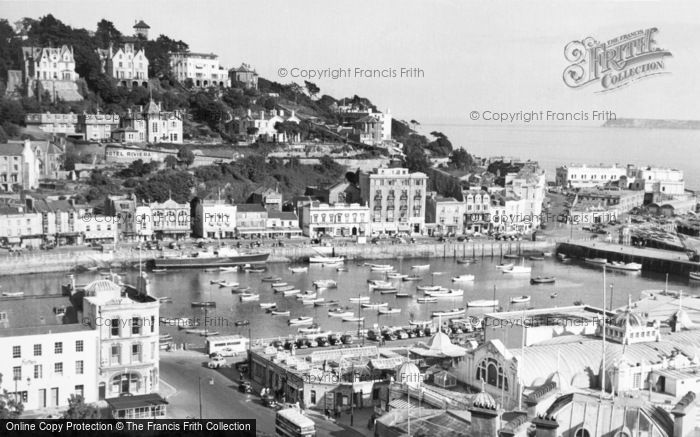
[{"left": 2, "top": 0, "right": 699, "bottom": 125}]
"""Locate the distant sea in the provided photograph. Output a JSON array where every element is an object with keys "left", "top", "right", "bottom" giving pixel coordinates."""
[{"left": 420, "top": 124, "right": 700, "bottom": 191}]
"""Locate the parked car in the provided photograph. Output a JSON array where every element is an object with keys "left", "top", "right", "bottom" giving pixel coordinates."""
[
  {"left": 382, "top": 331, "right": 397, "bottom": 341},
  {"left": 340, "top": 334, "right": 354, "bottom": 345},
  {"left": 262, "top": 394, "right": 277, "bottom": 408},
  {"left": 207, "top": 356, "right": 227, "bottom": 368},
  {"left": 316, "top": 336, "right": 330, "bottom": 347},
  {"left": 238, "top": 381, "right": 253, "bottom": 393},
  {"left": 366, "top": 330, "right": 380, "bottom": 341},
  {"left": 329, "top": 334, "right": 341, "bottom": 346},
  {"left": 395, "top": 330, "right": 409, "bottom": 339}
]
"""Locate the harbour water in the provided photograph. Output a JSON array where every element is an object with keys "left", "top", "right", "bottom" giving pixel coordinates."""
[
  {"left": 3, "top": 255, "right": 699, "bottom": 345},
  {"left": 421, "top": 124, "right": 700, "bottom": 190}
]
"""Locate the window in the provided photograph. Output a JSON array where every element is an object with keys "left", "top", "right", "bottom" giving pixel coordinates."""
[
  {"left": 12, "top": 366, "right": 21, "bottom": 380},
  {"left": 76, "top": 340, "right": 83, "bottom": 352},
  {"left": 12, "top": 345, "right": 20, "bottom": 358},
  {"left": 132, "top": 344, "right": 141, "bottom": 362},
  {"left": 55, "top": 342, "right": 63, "bottom": 354},
  {"left": 132, "top": 317, "right": 141, "bottom": 335},
  {"left": 633, "top": 372, "right": 642, "bottom": 389},
  {"left": 34, "top": 364, "right": 42, "bottom": 379},
  {"left": 310, "top": 390, "right": 316, "bottom": 404},
  {"left": 34, "top": 344, "right": 41, "bottom": 356},
  {"left": 574, "top": 428, "right": 591, "bottom": 437},
  {"left": 111, "top": 318, "right": 120, "bottom": 336},
  {"left": 54, "top": 363, "right": 63, "bottom": 376},
  {"left": 75, "top": 385, "right": 84, "bottom": 397},
  {"left": 75, "top": 360, "right": 84, "bottom": 375},
  {"left": 111, "top": 344, "right": 121, "bottom": 365}
]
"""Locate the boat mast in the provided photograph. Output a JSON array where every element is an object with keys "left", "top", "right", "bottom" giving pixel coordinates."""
[{"left": 601, "top": 265, "right": 606, "bottom": 398}]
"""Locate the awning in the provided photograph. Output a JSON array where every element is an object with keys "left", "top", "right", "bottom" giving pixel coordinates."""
[{"left": 106, "top": 393, "right": 168, "bottom": 411}]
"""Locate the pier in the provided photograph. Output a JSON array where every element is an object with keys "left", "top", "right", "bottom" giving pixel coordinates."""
[{"left": 556, "top": 240, "right": 700, "bottom": 275}]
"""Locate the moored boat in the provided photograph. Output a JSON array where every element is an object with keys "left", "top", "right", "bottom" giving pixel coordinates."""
[
  {"left": 417, "top": 285, "right": 443, "bottom": 292},
  {"left": 283, "top": 289, "right": 301, "bottom": 297},
  {"left": 235, "top": 320, "right": 250, "bottom": 326},
  {"left": 503, "top": 265, "right": 532, "bottom": 274},
  {"left": 426, "top": 288, "right": 464, "bottom": 298},
  {"left": 301, "top": 298, "right": 324, "bottom": 305},
  {"left": 386, "top": 273, "right": 408, "bottom": 279},
  {"left": 396, "top": 292, "right": 411, "bottom": 298},
  {"left": 690, "top": 272, "right": 700, "bottom": 281},
  {"left": 218, "top": 281, "right": 239, "bottom": 288},
  {"left": 417, "top": 296, "right": 438, "bottom": 303},
  {"left": 191, "top": 301, "right": 216, "bottom": 307},
  {"left": 362, "top": 302, "right": 389, "bottom": 309},
  {"left": 260, "top": 302, "right": 277, "bottom": 309},
  {"left": 289, "top": 266, "right": 308, "bottom": 273},
  {"left": 349, "top": 296, "right": 370, "bottom": 303},
  {"left": 309, "top": 256, "right": 344, "bottom": 264},
  {"left": 289, "top": 316, "right": 314, "bottom": 326},
  {"left": 380, "top": 289, "right": 398, "bottom": 295},
  {"left": 328, "top": 308, "right": 354, "bottom": 318},
  {"left": 261, "top": 276, "right": 282, "bottom": 282},
  {"left": 2, "top": 291, "right": 25, "bottom": 297},
  {"left": 606, "top": 261, "right": 642, "bottom": 272},
  {"left": 452, "top": 274, "right": 475, "bottom": 282},
  {"left": 297, "top": 291, "right": 317, "bottom": 300},
  {"left": 313, "top": 279, "right": 337, "bottom": 289},
  {"left": 529, "top": 256, "right": 545, "bottom": 261},
  {"left": 342, "top": 316, "right": 364, "bottom": 322},
  {"left": 496, "top": 262, "right": 514, "bottom": 270},
  {"left": 402, "top": 275, "right": 422, "bottom": 282},
  {"left": 240, "top": 293, "right": 260, "bottom": 302},
  {"left": 510, "top": 295, "right": 531, "bottom": 303},
  {"left": 408, "top": 320, "right": 433, "bottom": 327},
  {"left": 152, "top": 248, "right": 269, "bottom": 269},
  {"left": 158, "top": 296, "right": 173, "bottom": 303},
  {"left": 456, "top": 258, "right": 475, "bottom": 264},
  {"left": 273, "top": 285, "right": 295, "bottom": 292},
  {"left": 432, "top": 307, "right": 465, "bottom": 318},
  {"left": 270, "top": 310, "right": 291, "bottom": 316},
  {"left": 371, "top": 266, "right": 394, "bottom": 272},
  {"left": 298, "top": 324, "right": 321, "bottom": 334},
  {"left": 245, "top": 267, "right": 266, "bottom": 273},
  {"left": 411, "top": 264, "right": 430, "bottom": 270},
  {"left": 467, "top": 299, "right": 498, "bottom": 308},
  {"left": 530, "top": 276, "right": 556, "bottom": 284},
  {"left": 504, "top": 254, "right": 520, "bottom": 259},
  {"left": 314, "top": 300, "right": 339, "bottom": 307},
  {"left": 584, "top": 257, "right": 608, "bottom": 265},
  {"left": 271, "top": 282, "right": 288, "bottom": 288},
  {"left": 378, "top": 307, "right": 401, "bottom": 315},
  {"left": 219, "top": 266, "right": 239, "bottom": 273}
]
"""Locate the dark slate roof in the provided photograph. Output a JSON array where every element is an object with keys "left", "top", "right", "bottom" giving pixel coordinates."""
[
  {"left": 268, "top": 211, "right": 298, "bottom": 220},
  {"left": 0, "top": 143, "right": 25, "bottom": 156},
  {"left": 133, "top": 20, "right": 150, "bottom": 29},
  {"left": 0, "top": 294, "right": 81, "bottom": 334}
]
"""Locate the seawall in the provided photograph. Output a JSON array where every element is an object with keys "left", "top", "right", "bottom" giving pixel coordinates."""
[{"left": 0, "top": 241, "right": 555, "bottom": 276}]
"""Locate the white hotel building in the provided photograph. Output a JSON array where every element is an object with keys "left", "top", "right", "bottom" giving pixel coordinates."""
[
  {"left": 169, "top": 51, "right": 230, "bottom": 88},
  {"left": 299, "top": 202, "right": 370, "bottom": 238},
  {"left": 0, "top": 295, "right": 99, "bottom": 411},
  {"left": 555, "top": 163, "right": 629, "bottom": 189}
]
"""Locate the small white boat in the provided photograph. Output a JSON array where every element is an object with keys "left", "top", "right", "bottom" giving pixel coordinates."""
[
  {"left": 219, "top": 266, "right": 239, "bottom": 273},
  {"left": 309, "top": 256, "right": 344, "bottom": 264},
  {"left": 606, "top": 262, "right": 642, "bottom": 272},
  {"left": 342, "top": 316, "right": 364, "bottom": 322},
  {"left": 426, "top": 289, "right": 464, "bottom": 298},
  {"left": 323, "top": 262, "right": 343, "bottom": 268},
  {"left": 274, "top": 285, "right": 295, "bottom": 292},
  {"left": 328, "top": 309, "right": 354, "bottom": 318},
  {"left": 467, "top": 299, "right": 498, "bottom": 308},
  {"left": 349, "top": 296, "right": 370, "bottom": 303},
  {"left": 260, "top": 302, "right": 277, "bottom": 309},
  {"left": 245, "top": 267, "right": 266, "bottom": 273},
  {"left": 386, "top": 273, "right": 408, "bottom": 279},
  {"left": 584, "top": 257, "right": 608, "bottom": 265},
  {"left": 452, "top": 274, "right": 475, "bottom": 282},
  {"left": 371, "top": 266, "right": 394, "bottom": 272},
  {"left": 289, "top": 266, "right": 308, "bottom": 273},
  {"left": 557, "top": 253, "right": 568, "bottom": 260},
  {"left": 503, "top": 266, "right": 532, "bottom": 275},
  {"left": 411, "top": 264, "right": 430, "bottom": 270},
  {"left": 551, "top": 292, "right": 559, "bottom": 298},
  {"left": 408, "top": 320, "right": 433, "bottom": 327},
  {"left": 151, "top": 269, "right": 167, "bottom": 273},
  {"left": 417, "top": 297, "right": 438, "bottom": 303},
  {"left": 510, "top": 295, "right": 531, "bottom": 303},
  {"left": 2, "top": 291, "right": 24, "bottom": 297},
  {"left": 240, "top": 293, "right": 260, "bottom": 302},
  {"left": 336, "top": 267, "right": 348, "bottom": 272},
  {"left": 271, "top": 282, "right": 288, "bottom": 288},
  {"left": 380, "top": 289, "right": 398, "bottom": 295},
  {"left": 314, "top": 279, "right": 337, "bottom": 289},
  {"left": 366, "top": 263, "right": 392, "bottom": 269},
  {"left": 362, "top": 302, "right": 389, "bottom": 309},
  {"left": 270, "top": 310, "right": 291, "bottom": 316},
  {"left": 496, "top": 262, "right": 514, "bottom": 270},
  {"left": 218, "top": 281, "right": 239, "bottom": 288},
  {"left": 301, "top": 298, "right": 324, "bottom": 305},
  {"left": 298, "top": 324, "right": 321, "bottom": 334},
  {"left": 371, "top": 282, "right": 396, "bottom": 291},
  {"left": 417, "top": 285, "right": 443, "bottom": 292},
  {"left": 690, "top": 272, "right": 700, "bottom": 281},
  {"left": 378, "top": 307, "right": 401, "bottom": 315},
  {"left": 283, "top": 289, "right": 301, "bottom": 297},
  {"left": 432, "top": 308, "right": 465, "bottom": 318},
  {"left": 402, "top": 275, "right": 422, "bottom": 282},
  {"left": 289, "top": 316, "right": 314, "bottom": 326},
  {"left": 297, "top": 291, "right": 317, "bottom": 300}
]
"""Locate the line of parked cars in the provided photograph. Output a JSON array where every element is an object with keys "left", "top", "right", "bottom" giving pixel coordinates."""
[
  {"left": 367, "top": 326, "right": 434, "bottom": 342},
  {"left": 271, "top": 333, "right": 354, "bottom": 351}
]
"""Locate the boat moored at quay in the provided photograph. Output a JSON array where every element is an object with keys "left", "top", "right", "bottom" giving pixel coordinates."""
[{"left": 152, "top": 247, "right": 269, "bottom": 269}]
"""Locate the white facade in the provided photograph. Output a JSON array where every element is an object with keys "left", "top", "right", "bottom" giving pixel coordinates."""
[
  {"left": 97, "top": 43, "right": 149, "bottom": 85},
  {"left": 78, "top": 214, "right": 118, "bottom": 243},
  {"left": 117, "top": 100, "right": 183, "bottom": 144},
  {"left": 22, "top": 45, "right": 78, "bottom": 81},
  {"left": 464, "top": 189, "right": 491, "bottom": 233},
  {"left": 25, "top": 113, "right": 78, "bottom": 134},
  {"left": 81, "top": 278, "right": 160, "bottom": 400},
  {"left": 169, "top": 52, "right": 230, "bottom": 87},
  {"left": 300, "top": 203, "right": 370, "bottom": 237},
  {"left": 632, "top": 167, "right": 685, "bottom": 195},
  {"left": 239, "top": 109, "right": 301, "bottom": 143},
  {"left": 556, "top": 164, "right": 629, "bottom": 188},
  {"left": 360, "top": 167, "right": 427, "bottom": 235},
  {"left": 0, "top": 212, "right": 43, "bottom": 244},
  {"left": 193, "top": 201, "right": 237, "bottom": 239},
  {"left": 0, "top": 140, "right": 40, "bottom": 192},
  {"left": 0, "top": 327, "right": 99, "bottom": 411}
]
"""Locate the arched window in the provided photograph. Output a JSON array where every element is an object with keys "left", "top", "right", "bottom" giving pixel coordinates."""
[{"left": 575, "top": 428, "right": 591, "bottom": 437}]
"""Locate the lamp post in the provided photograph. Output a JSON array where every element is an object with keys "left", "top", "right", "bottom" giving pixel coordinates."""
[{"left": 198, "top": 376, "right": 214, "bottom": 419}]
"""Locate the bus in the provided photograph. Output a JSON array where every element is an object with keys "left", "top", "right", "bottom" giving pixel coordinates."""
[
  {"left": 275, "top": 408, "right": 316, "bottom": 437},
  {"left": 206, "top": 335, "right": 249, "bottom": 357}
]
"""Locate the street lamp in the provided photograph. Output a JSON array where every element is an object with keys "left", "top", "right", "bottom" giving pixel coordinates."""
[{"left": 198, "top": 376, "right": 214, "bottom": 419}]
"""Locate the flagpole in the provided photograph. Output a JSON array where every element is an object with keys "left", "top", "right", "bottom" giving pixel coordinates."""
[
  {"left": 601, "top": 265, "right": 607, "bottom": 398},
  {"left": 518, "top": 310, "right": 525, "bottom": 411}
]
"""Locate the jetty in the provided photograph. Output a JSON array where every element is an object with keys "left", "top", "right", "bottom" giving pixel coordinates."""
[{"left": 557, "top": 240, "right": 700, "bottom": 275}]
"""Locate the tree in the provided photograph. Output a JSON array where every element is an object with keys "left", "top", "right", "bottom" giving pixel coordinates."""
[
  {"left": 177, "top": 147, "right": 195, "bottom": 167},
  {"left": 94, "top": 19, "right": 122, "bottom": 49},
  {"left": 449, "top": 148, "right": 474, "bottom": 170},
  {"left": 63, "top": 394, "right": 99, "bottom": 419},
  {"left": 135, "top": 170, "right": 194, "bottom": 203},
  {"left": 0, "top": 375, "right": 23, "bottom": 419},
  {"left": 164, "top": 155, "right": 178, "bottom": 169},
  {"left": 410, "top": 119, "right": 420, "bottom": 131},
  {"left": 304, "top": 81, "right": 320, "bottom": 99}
]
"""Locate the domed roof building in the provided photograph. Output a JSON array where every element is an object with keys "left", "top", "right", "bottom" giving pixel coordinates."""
[
  {"left": 602, "top": 295, "right": 660, "bottom": 345},
  {"left": 396, "top": 361, "right": 422, "bottom": 388}
]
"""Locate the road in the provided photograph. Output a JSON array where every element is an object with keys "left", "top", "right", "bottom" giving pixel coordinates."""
[{"left": 159, "top": 350, "right": 365, "bottom": 436}]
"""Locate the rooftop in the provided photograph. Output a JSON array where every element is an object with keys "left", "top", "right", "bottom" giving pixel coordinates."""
[
  {"left": 106, "top": 393, "right": 168, "bottom": 411},
  {"left": 0, "top": 293, "right": 79, "bottom": 332}
]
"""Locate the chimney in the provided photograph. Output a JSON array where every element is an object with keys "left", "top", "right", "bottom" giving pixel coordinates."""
[
  {"left": 468, "top": 398, "right": 501, "bottom": 437},
  {"left": 279, "top": 109, "right": 284, "bottom": 117},
  {"left": 672, "top": 391, "right": 697, "bottom": 437},
  {"left": 23, "top": 138, "right": 31, "bottom": 152},
  {"left": 532, "top": 414, "right": 559, "bottom": 437},
  {"left": 247, "top": 108, "right": 251, "bottom": 117},
  {"left": 259, "top": 110, "right": 264, "bottom": 120}
]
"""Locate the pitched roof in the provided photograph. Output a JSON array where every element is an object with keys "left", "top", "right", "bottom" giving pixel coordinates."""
[
  {"left": 0, "top": 143, "right": 25, "bottom": 156},
  {"left": 268, "top": 211, "right": 298, "bottom": 220},
  {"left": 133, "top": 20, "right": 150, "bottom": 29},
  {"left": 0, "top": 294, "right": 80, "bottom": 332}
]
